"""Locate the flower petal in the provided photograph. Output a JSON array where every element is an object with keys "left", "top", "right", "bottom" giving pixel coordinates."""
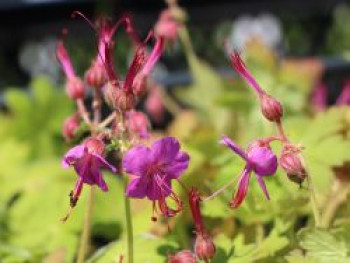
[
  {"left": 255, "top": 174, "right": 270, "bottom": 200},
  {"left": 146, "top": 175, "right": 171, "bottom": 201},
  {"left": 122, "top": 145, "right": 151, "bottom": 177},
  {"left": 165, "top": 151, "right": 190, "bottom": 179},
  {"left": 151, "top": 137, "right": 180, "bottom": 165},
  {"left": 62, "top": 145, "right": 86, "bottom": 168},
  {"left": 126, "top": 177, "right": 148, "bottom": 199},
  {"left": 230, "top": 166, "right": 251, "bottom": 208},
  {"left": 220, "top": 135, "right": 249, "bottom": 161},
  {"left": 92, "top": 153, "right": 116, "bottom": 173},
  {"left": 248, "top": 147, "right": 277, "bottom": 176}
]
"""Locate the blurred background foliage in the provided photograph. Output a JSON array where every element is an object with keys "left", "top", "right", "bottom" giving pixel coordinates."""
[{"left": 1, "top": 1, "right": 350, "bottom": 262}]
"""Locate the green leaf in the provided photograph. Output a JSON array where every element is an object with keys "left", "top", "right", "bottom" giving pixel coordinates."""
[{"left": 298, "top": 228, "right": 350, "bottom": 263}]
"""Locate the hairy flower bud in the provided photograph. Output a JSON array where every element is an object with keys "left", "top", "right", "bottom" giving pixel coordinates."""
[
  {"left": 146, "top": 87, "right": 165, "bottom": 122},
  {"left": 66, "top": 77, "right": 85, "bottom": 100},
  {"left": 62, "top": 115, "right": 80, "bottom": 141},
  {"left": 85, "top": 60, "right": 108, "bottom": 88},
  {"left": 126, "top": 111, "right": 150, "bottom": 138},
  {"left": 280, "top": 151, "right": 307, "bottom": 184},
  {"left": 168, "top": 250, "right": 197, "bottom": 263},
  {"left": 84, "top": 137, "right": 105, "bottom": 155},
  {"left": 194, "top": 234, "right": 216, "bottom": 262},
  {"left": 260, "top": 93, "right": 283, "bottom": 122},
  {"left": 104, "top": 82, "right": 135, "bottom": 111},
  {"left": 132, "top": 73, "right": 147, "bottom": 97}
]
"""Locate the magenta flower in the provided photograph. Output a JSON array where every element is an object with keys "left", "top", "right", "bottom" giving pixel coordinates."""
[
  {"left": 220, "top": 135, "right": 278, "bottom": 208},
  {"left": 62, "top": 138, "right": 116, "bottom": 206},
  {"left": 312, "top": 82, "right": 327, "bottom": 112},
  {"left": 122, "top": 137, "right": 189, "bottom": 218},
  {"left": 336, "top": 79, "right": 350, "bottom": 106}
]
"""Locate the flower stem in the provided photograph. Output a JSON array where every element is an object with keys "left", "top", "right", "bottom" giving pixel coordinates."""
[
  {"left": 77, "top": 187, "right": 95, "bottom": 263},
  {"left": 306, "top": 173, "right": 321, "bottom": 228},
  {"left": 123, "top": 174, "right": 134, "bottom": 263}
]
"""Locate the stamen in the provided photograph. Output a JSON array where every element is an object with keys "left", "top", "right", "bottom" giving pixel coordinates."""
[{"left": 202, "top": 175, "right": 239, "bottom": 202}]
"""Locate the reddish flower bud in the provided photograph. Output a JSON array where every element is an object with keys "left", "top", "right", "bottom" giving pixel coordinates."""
[
  {"left": 126, "top": 110, "right": 150, "bottom": 138},
  {"left": 155, "top": 10, "right": 181, "bottom": 41},
  {"left": 280, "top": 150, "right": 307, "bottom": 184},
  {"left": 194, "top": 234, "right": 216, "bottom": 262},
  {"left": 104, "top": 82, "right": 136, "bottom": 111},
  {"left": 66, "top": 77, "right": 85, "bottom": 100},
  {"left": 62, "top": 115, "right": 80, "bottom": 141},
  {"left": 168, "top": 250, "right": 197, "bottom": 263},
  {"left": 260, "top": 93, "right": 283, "bottom": 122},
  {"left": 84, "top": 137, "right": 105, "bottom": 155},
  {"left": 146, "top": 87, "right": 165, "bottom": 122},
  {"left": 85, "top": 60, "right": 108, "bottom": 88}
]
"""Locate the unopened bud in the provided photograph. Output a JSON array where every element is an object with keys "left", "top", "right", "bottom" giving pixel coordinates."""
[
  {"left": 66, "top": 77, "right": 85, "bottom": 100},
  {"left": 168, "top": 250, "right": 197, "bottom": 263},
  {"left": 104, "top": 82, "right": 136, "bottom": 111},
  {"left": 194, "top": 234, "right": 216, "bottom": 262},
  {"left": 62, "top": 115, "right": 80, "bottom": 141},
  {"left": 260, "top": 93, "right": 283, "bottom": 122},
  {"left": 84, "top": 137, "right": 105, "bottom": 155},
  {"left": 85, "top": 60, "right": 107, "bottom": 88},
  {"left": 280, "top": 151, "right": 307, "bottom": 184},
  {"left": 126, "top": 111, "right": 150, "bottom": 138},
  {"left": 146, "top": 87, "right": 165, "bottom": 122}
]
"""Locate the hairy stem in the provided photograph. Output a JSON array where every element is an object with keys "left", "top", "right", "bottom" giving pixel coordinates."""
[
  {"left": 76, "top": 98, "right": 92, "bottom": 125},
  {"left": 93, "top": 89, "right": 103, "bottom": 124},
  {"left": 77, "top": 187, "right": 95, "bottom": 263}
]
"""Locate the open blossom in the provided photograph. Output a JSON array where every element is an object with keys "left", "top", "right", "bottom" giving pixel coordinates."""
[
  {"left": 62, "top": 138, "right": 116, "bottom": 206},
  {"left": 56, "top": 41, "right": 85, "bottom": 99},
  {"left": 122, "top": 137, "right": 189, "bottom": 218},
  {"left": 220, "top": 135, "right": 278, "bottom": 208}
]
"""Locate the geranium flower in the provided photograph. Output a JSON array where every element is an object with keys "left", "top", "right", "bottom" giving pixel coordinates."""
[
  {"left": 62, "top": 138, "right": 116, "bottom": 207},
  {"left": 220, "top": 135, "right": 278, "bottom": 208},
  {"left": 122, "top": 137, "right": 189, "bottom": 218}
]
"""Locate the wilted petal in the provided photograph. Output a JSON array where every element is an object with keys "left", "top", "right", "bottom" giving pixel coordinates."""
[
  {"left": 165, "top": 151, "right": 190, "bottom": 179},
  {"left": 151, "top": 137, "right": 180, "bottom": 164},
  {"left": 62, "top": 145, "right": 86, "bottom": 168},
  {"left": 126, "top": 177, "right": 148, "bottom": 199},
  {"left": 122, "top": 145, "right": 151, "bottom": 177},
  {"left": 256, "top": 174, "right": 269, "bottom": 200},
  {"left": 220, "top": 135, "right": 248, "bottom": 161},
  {"left": 230, "top": 166, "right": 251, "bottom": 208}
]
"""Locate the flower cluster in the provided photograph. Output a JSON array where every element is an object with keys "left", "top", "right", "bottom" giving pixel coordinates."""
[{"left": 221, "top": 49, "right": 308, "bottom": 207}]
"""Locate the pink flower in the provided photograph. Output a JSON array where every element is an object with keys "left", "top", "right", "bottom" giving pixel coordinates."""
[
  {"left": 62, "top": 138, "right": 116, "bottom": 206},
  {"left": 220, "top": 135, "right": 277, "bottom": 208},
  {"left": 56, "top": 41, "right": 85, "bottom": 99},
  {"left": 155, "top": 10, "right": 181, "bottom": 42},
  {"left": 336, "top": 79, "right": 350, "bottom": 105},
  {"left": 312, "top": 82, "right": 327, "bottom": 112},
  {"left": 122, "top": 137, "right": 189, "bottom": 218}
]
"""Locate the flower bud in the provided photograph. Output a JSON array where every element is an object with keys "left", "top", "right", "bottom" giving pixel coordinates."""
[
  {"left": 62, "top": 115, "right": 80, "bottom": 141},
  {"left": 84, "top": 137, "right": 105, "bottom": 155},
  {"left": 280, "top": 151, "right": 307, "bottom": 184},
  {"left": 155, "top": 10, "right": 180, "bottom": 41},
  {"left": 104, "top": 82, "right": 135, "bottom": 111},
  {"left": 85, "top": 60, "right": 107, "bottom": 88},
  {"left": 66, "top": 77, "right": 85, "bottom": 100},
  {"left": 126, "top": 111, "right": 150, "bottom": 138},
  {"left": 168, "top": 250, "right": 197, "bottom": 263},
  {"left": 260, "top": 93, "right": 283, "bottom": 122},
  {"left": 194, "top": 234, "right": 216, "bottom": 262},
  {"left": 146, "top": 87, "right": 165, "bottom": 122}
]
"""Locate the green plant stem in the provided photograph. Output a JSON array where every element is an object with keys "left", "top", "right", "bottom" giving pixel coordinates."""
[
  {"left": 77, "top": 187, "right": 95, "bottom": 263},
  {"left": 306, "top": 174, "right": 321, "bottom": 228},
  {"left": 321, "top": 181, "right": 350, "bottom": 228},
  {"left": 123, "top": 174, "right": 134, "bottom": 263}
]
